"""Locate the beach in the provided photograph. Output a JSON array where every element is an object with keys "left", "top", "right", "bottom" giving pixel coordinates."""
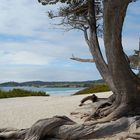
[{"left": 0, "top": 91, "right": 112, "bottom": 129}]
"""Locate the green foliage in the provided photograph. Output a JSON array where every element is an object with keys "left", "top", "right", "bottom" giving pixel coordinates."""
[
  {"left": 73, "top": 84, "right": 110, "bottom": 95},
  {"left": 128, "top": 48, "right": 140, "bottom": 77},
  {"left": 38, "top": 0, "right": 83, "bottom": 5},
  {"left": 39, "top": 0, "right": 103, "bottom": 35},
  {"left": 0, "top": 89, "right": 49, "bottom": 99},
  {"left": 129, "top": 50, "right": 140, "bottom": 70}
]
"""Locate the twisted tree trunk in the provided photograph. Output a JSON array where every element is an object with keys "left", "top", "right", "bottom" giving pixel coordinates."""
[
  {"left": 80, "top": 0, "right": 140, "bottom": 122},
  {"left": 97, "top": 0, "right": 140, "bottom": 121}
]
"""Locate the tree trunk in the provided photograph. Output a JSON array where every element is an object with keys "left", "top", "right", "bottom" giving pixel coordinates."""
[
  {"left": 84, "top": 0, "right": 140, "bottom": 121},
  {"left": 100, "top": 0, "right": 140, "bottom": 120},
  {"left": 87, "top": 0, "right": 117, "bottom": 95}
]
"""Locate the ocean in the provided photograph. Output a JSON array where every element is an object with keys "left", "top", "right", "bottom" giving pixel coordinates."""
[{"left": 0, "top": 86, "right": 84, "bottom": 96}]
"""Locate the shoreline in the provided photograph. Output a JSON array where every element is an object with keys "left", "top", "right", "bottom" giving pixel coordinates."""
[
  {"left": 0, "top": 86, "right": 84, "bottom": 96},
  {"left": 0, "top": 91, "right": 112, "bottom": 129}
]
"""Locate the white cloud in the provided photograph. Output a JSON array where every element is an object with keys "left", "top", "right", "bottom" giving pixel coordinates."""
[
  {"left": 122, "top": 37, "right": 139, "bottom": 54},
  {"left": 0, "top": 50, "right": 52, "bottom": 65},
  {"left": 0, "top": 36, "right": 90, "bottom": 64},
  {"left": 0, "top": 0, "right": 49, "bottom": 36},
  {"left": 0, "top": 64, "right": 100, "bottom": 82}
]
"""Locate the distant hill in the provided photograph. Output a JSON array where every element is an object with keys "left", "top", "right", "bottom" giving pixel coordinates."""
[{"left": 0, "top": 79, "right": 105, "bottom": 88}]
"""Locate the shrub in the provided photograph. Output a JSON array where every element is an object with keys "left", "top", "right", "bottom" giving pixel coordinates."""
[
  {"left": 0, "top": 89, "right": 49, "bottom": 99},
  {"left": 73, "top": 84, "right": 110, "bottom": 95}
]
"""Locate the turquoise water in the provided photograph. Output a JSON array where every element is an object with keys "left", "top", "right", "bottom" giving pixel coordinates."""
[{"left": 0, "top": 86, "right": 84, "bottom": 96}]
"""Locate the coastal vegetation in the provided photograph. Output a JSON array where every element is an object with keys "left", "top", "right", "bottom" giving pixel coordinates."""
[
  {"left": 73, "top": 84, "right": 110, "bottom": 95},
  {"left": 0, "top": 88, "right": 49, "bottom": 99},
  {"left": 0, "top": 79, "right": 104, "bottom": 88},
  {"left": 129, "top": 49, "right": 140, "bottom": 76}
]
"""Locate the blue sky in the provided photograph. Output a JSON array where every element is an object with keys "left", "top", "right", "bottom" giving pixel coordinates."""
[{"left": 0, "top": 0, "right": 139, "bottom": 82}]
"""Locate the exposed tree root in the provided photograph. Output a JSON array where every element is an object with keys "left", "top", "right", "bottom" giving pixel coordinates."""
[
  {"left": 84, "top": 100, "right": 112, "bottom": 121},
  {"left": 79, "top": 94, "right": 98, "bottom": 106},
  {"left": 1, "top": 97, "right": 140, "bottom": 140},
  {"left": 85, "top": 104, "right": 131, "bottom": 123},
  {"left": 99, "top": 94, "right": 123, "bottom": 118},
  {"left": 108, "top": 93, "right": 116, "bottom": 103},
  {"left": 0, "top": 116, "right": 76, "bottom": 140},
  {"left": 99, "top": 102, "right": 120, "bottom": 117},
  {"left": 127, "top": 133, "right": 140, "bottom": 139},
  {"left": 0, "top": 116, "right": 138, "bottom": 140},
  {"left": 78, "top": 96, "right": 112, "bottom": 120},
  {"left": 119, "top": 117, "right": 140, "bottom": 140},
  {"left": 0, "top": 101, "right": 140, "bottom": 140},
  {"left": 84, "top": 93, "right": 133, "bottom": 122}
]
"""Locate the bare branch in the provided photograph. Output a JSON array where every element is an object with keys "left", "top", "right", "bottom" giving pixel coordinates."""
[{"left": 70, "top": 54, "right": 94, "bottom": 63}]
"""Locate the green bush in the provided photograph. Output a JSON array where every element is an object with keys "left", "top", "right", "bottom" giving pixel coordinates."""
[
  {"left": 73, "top": 84, "right": 110, "bottom": 95},
  {"left": 0, "top": 89, "right": 49, "bottom": 99}
]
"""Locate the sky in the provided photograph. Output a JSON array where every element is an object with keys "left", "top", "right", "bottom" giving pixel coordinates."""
[{"left": 0, "top": 0, "right": 139, "bottom": 82}]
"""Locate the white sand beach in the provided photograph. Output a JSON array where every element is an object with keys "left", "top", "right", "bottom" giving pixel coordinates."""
[{"left": 0, "top": 91, "right": 112, "bottom": 129}]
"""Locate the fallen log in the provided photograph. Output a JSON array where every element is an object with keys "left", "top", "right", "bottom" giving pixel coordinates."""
[{"left": 0, "top": 116, "right": 138, "bottom": 140}]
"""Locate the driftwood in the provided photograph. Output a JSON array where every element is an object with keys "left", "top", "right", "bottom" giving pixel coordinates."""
[
  {"left": 0, "top": 115, "right": 140, "bottom": 140},
  {"left": 71, "top": 97, "right": 111, "bottom": 120},
  {"left": 79, "top": 94, "right": 98, "bottom": 106},
  {"left": 78, "top": 94, "right": 113, "bottom": 121}
]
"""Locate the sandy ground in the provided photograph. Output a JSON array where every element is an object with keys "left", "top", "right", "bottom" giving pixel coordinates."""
[{"left": 0, "top": 91, "right": 112, "bottom": 129}]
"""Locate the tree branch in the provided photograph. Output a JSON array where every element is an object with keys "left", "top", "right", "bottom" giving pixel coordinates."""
[
  {"left": 70, "top": 54, "right": 94, "bottom": 63},
  {"left": 83, "top": 27, "right": 90, "bottom": 45}
]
